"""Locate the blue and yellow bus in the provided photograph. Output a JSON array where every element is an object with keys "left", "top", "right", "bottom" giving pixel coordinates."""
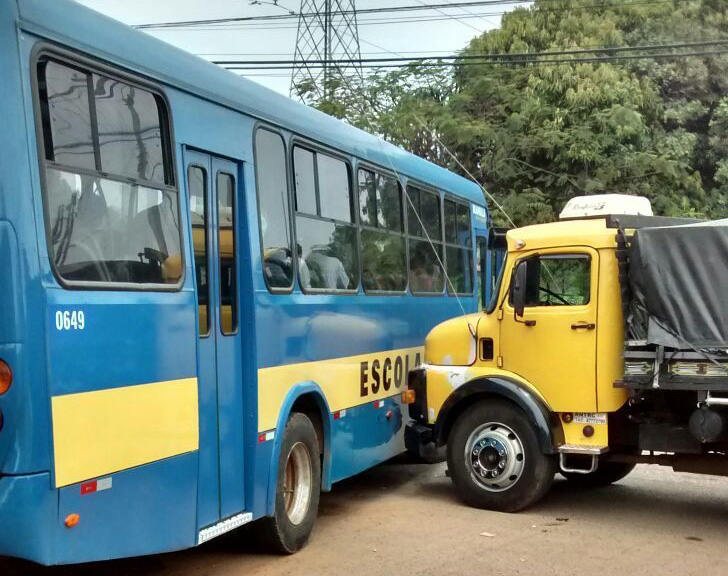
[{"left": 0, "top": 0, "right": 493, "bottom": 565}]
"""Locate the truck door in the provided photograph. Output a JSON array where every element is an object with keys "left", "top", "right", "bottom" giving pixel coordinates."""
[
  {"left": 499, "top": 248, "right": 599, "bottom": 412},
  {"left": 185, "top": 150, "right": 246, "bottom": 529}
]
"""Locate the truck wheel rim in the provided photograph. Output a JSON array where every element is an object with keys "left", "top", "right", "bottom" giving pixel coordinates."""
[
  {"left": 283, "top": 442, "right": 313, "bottom": 525},
  {"left": 464, "top": 422, "right": 525, "bottom": 492}
]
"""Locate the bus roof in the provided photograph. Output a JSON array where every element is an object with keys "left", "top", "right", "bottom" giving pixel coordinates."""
[{"left": 16, "top": 0, "right": 486, "bottom": 207}]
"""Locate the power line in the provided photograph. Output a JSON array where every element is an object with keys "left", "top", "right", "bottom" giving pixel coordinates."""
[
  {"left": 222, "top": 47, "right": 728, "bottom": 70},
  {"left": 134, "top": 0, "right": 678, "bottom": 32},
  {"left": 197, "top": 50, "right": 459, "bottom": 56},
  {"left": 212, "top": 38, "right": 728, "bottom": 66},
  {"left": 412, "top": 0, "right": 484, "bottom": 34},
  {"left": 133, "top": 0, "right": 540, "bottom": 28},
  {"left": 440, "top": 0, "right": 503, "bottom": 28},
  {"left": 150, "top": 11, "right": 511, "bottom": 31}
]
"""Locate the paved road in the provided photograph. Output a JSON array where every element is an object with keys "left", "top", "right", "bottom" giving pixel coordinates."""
[{"left": 4, "top": 458, "right": 728, "bottom": 576}]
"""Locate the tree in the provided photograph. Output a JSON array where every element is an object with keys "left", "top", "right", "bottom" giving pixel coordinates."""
[{"left": 306, "top": 0, "right": 728, "bottom": 226}]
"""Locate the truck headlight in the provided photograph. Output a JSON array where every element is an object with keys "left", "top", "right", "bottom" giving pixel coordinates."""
[
  {"left": 669, "top": 362, "right": 728, "bottom": 377},
  {"left": 624, "top": 361, "right": 652, "bottom": 375}
]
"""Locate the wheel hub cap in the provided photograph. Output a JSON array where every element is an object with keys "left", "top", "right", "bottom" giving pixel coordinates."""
[
  {"left": 465, "top": 422, "right": 525, "bottom": 492},
  {"left": 283, "top": 442, "right": 313, "bottom": 525}
]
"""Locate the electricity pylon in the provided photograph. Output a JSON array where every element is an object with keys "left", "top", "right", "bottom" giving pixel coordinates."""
[{"left": 290, "top": 0, "right": 363, "bottom": 102}]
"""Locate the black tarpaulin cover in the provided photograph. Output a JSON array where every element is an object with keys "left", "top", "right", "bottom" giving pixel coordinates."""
[{"left": 628, "top": 219, "right": 728, "bottom": 349}]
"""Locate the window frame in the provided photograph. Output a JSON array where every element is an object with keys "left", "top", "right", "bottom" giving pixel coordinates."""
[
  {"left": 443, "top": 194, "right": 475, "bottom": 296},
  {"left": 356, "top": 162, "right": 409, "bottom": 295},
  {"left": 405, "top": 181, "right": 446, "bottom": 297},
  {"left": 253, "top": 124, "right": 296, "bottom": 295},
  {"left": 512, "top": 253, "right": 593, "bottom": 308},
  {"left": 290, "top": 137, "right": 359, "bottom": 295},
  {"left": 31, "top": 45, "right": 183, "bottom": 292},
  {"left": 188, "top": 164, "right": 211, "bottom": 337}
]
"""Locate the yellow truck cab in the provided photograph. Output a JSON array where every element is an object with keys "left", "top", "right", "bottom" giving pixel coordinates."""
[{"left": 406, "top": 195, "right": 728, "bottom": 512}]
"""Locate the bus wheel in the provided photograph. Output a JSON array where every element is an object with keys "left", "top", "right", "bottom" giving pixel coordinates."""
[
  {"left": 259, "top": 413, "right": 321, "bottom": 554},
  {"left": 447, "top": 400, "right": 556, "bottom": 512},
  {"left": 562, "top": 462, "right": 635, "bottom": 487}
]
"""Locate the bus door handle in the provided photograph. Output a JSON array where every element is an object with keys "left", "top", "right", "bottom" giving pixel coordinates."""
[{"left": 571, "top": 322, "right": 596, "bottom": 331}]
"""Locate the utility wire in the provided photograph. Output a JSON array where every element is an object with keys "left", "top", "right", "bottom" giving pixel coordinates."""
[
  {"left": 412, "top": 0, "right": 484, "bottom": 34},
  {"left": 213, "top": 38, "right": 728, "bottom": 66},
  {"left": 225, "top": 49, "right": 728, "bottom": 69},
  {"left": 440, "top": 0, "right": 503, "bottom": 28},
  {"left": 144, "top": 0, "right": 677, "bottom": 31},
  {"left": 133, "top": 0, "right": 555, "bottom": 28},
  {"left": 160, "top": 11, "right": 512, "bottom": 31}
]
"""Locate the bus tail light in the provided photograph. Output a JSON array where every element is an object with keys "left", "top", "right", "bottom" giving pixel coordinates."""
[
  {"left": 402, "top": 389, "right": 416, "bottom": 404},
  {"left": 0, "top": 360, "right": 11, "bottom": 395}
]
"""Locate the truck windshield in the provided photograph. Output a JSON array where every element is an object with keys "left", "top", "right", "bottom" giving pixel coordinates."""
[{"left": 485, "top": 254, "right": 507, "bottom": 314}]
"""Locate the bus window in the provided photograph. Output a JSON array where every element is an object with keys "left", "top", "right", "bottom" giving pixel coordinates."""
[
  {"left": 318, "top": 154, "right": 353, "bottom": 222},
  {"left": 217, "top": 172, "right": 237, "bottom": 334},
  {"left": 293, "top": 146, "right": 358, "bottom": 292},
  {"left": 444, "top": 198, "right": 473, "bottom": 294},
  {"left": 38, "top": 59, "right": 181, "bottom": 286},
  {"left": 254, "top": 128, "right": 293, "bottom": 290},
  {"left": 93, "top": 74, "right": 166, "bottom": 184},
  {"left": 407, "top": 186, "right": 444, "bottom": 294},
  {"left": 293, "top": 147, "right": 317, "bottom": 215},
  {"left": 188, "top": 166, "right": 209, "bottom": 336},
  {"left": 359, "top": 169, "right": 406, "bottom": 292}
]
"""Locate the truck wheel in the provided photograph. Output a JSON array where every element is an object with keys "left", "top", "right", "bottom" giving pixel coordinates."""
[
  {"left": 258, "top": 413, "right": 321, "bottom": 554},
  {"left": 447, "top": 400, "right": 556, "bottom": 512},
  {"left": 562, "top": 462, "right": 635, "bottom": 487}
]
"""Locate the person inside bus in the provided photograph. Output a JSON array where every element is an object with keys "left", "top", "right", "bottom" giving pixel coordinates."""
[
  {"left": 410, "top": 244, "right": 442, "bottom": 293},
  {"left": 305, "top": 244, "right": 349, "bottom": 290},
  {"left": 297, "top": 244, "right": 311, "bottom": 290}
]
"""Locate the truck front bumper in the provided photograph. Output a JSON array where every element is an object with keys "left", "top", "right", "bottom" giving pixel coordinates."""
[
  {"left": 407, "top": 367, "right": 429, "bottom": 424},
  {"left": 406, "top": 367, "right": 441, "bottom": 458}
]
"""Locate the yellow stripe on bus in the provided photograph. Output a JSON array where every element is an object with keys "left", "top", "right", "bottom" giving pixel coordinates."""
[
  {"left": 258, "top": 346, "right": 423, "bottom": 432},
  {"left": 51, "top": 378, "right": 199, "bottom": 488}
]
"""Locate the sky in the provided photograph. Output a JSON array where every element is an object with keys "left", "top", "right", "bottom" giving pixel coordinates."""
[{"left": 73, "top": 0, "right": 525, "bottom": 96}]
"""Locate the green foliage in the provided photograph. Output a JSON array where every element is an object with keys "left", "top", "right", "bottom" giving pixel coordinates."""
[{"left": 306, "top": 0, "right": 728, "bottom": 226}]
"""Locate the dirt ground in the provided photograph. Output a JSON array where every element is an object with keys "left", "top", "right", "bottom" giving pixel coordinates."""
[{"left": 4, "top": 458, "right": 728, "bottom": 576}]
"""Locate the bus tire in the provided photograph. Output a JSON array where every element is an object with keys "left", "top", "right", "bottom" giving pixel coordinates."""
[
  {"left": 259, "top": 413, "right": 321, "bottom": 554},
  {"left": 447, "top": 400, "right": 556, "bottom": 512},
  {"left": 562, "top": 462, "right": 635, "bottom": 487}
]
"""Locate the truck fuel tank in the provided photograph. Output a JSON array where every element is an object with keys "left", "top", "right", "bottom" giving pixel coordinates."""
[{"left": 689, "top": 407, "right": 728, "bottom": 443}]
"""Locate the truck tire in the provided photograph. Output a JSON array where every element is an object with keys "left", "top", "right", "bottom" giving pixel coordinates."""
[
  {"left": 258, "top": 413, "right": 321, "bottom": 554},
  {"left": 447, "top": 400, "right": 556, "bottom": 512},
  {"left": 562, "top": 462, "right": 635, "bottom": 487}
]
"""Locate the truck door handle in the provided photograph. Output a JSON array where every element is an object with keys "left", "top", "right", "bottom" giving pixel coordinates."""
[{"left": 571, "top": 322, "right": 596, "bottom": 330}]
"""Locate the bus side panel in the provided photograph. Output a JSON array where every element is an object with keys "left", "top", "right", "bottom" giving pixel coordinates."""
[
  {"left": 329, "top": 395, "right": 405, "bottom": 484},
  {"left": 14, "top": 30, "right": 202, "bottom": 563},
  {"left": 1, "top": 1, "right": 52, "bottom": 478},
  {"left": 0, "top": 472, "right": 56, "bottom": 565},
  {"left": 254, "top": 292, "right": 475, "bottom": 489},
  {"left": 55, "top": 453, "right": 198, "bottom": 564}
]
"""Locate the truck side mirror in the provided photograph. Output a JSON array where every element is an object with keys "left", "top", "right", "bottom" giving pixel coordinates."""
[{"left": 512, "top": 262, "right": 527, "bottom": 319}]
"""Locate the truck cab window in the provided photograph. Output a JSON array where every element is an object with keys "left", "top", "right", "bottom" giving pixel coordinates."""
[{"left": 519, "top": 254, "right": 591, "bottom": 307}]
